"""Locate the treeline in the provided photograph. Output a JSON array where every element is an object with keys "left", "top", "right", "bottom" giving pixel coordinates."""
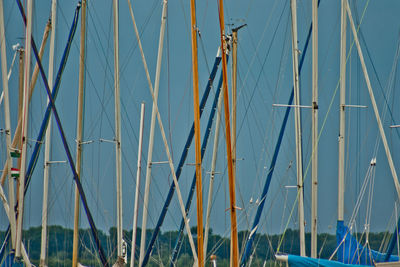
[{"left": 0, "top": 226, "right": 393, "bottom": 266}]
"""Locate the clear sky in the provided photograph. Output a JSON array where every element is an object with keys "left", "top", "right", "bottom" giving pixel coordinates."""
[{"left": 1, "top": 0, "right": 400, "bottom": 248}]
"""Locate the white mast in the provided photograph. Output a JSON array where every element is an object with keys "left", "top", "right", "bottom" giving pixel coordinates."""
[
  {"left": 113, "top": 0, "right": 123, "bottom": 260},
  {"left": 0, "top": 0, "right": 17, "bottom": 249},
  {"left": 130, "top": 103, "right": 145, "bottom": 267},
  {"left": 345, "top": 0, "right": 400, "bottom": 200},
  {"left": 311, "top": 0, "right": 318, "bottom": 258},
  {"left": 338, "top": 0, "right": 347, "bottom": 222},
  {"left": 139, "top": 1, "right": 168, "bottom": 265},
  {"left": 40, "top": 1, "right": 57, "bottom": 266},
  {"left": 290, "top": 0, "right": 305, "bottom": 256},
  {"left": 204, "top": 87, "right": 222, "bottom": 260},
  {"left": 16, "top": 0, "right": 33, "bottom": 259}
]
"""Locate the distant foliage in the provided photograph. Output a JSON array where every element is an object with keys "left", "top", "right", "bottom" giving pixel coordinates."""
[{"left": 0, "top": 226, "right": 393, "bottom": 266}]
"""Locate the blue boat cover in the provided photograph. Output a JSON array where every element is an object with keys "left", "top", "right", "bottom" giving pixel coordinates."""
[
  {"left": 286, "top": 254, "right": 370, "bottom": 267},
  {"left": 336, "top": 220, "right": 399, "bottom": 265},
  {"left": 1, "top": 252, "right": 23, "bottom": 267}
]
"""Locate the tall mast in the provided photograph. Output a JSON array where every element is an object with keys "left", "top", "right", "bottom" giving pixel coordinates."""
[
  {"left": 204, "top": 88, "right": 222, "bottom": 260},
  {"left": 311, "top": 0, "right": 318, "bottom": 258},
  {"left": 217, "top": 0, "right": 239, "bottom": 265},
  {"left": 0, "top": 0, "right": 17, "bottom": 250},
  {"left": 130, "top": 103, "right": 145, "bottom": 267},
  {"left": 113, "top": 0, "right": 123, "bottom": 260},
  {"left": 338, "top": 0, "right": 347, "bottom": 223},
  {"left": 230, "top": 25, "right": 245, "bottom": 189},
  {"left": 72, "top": 0, "right": 86, "bottom": 266},
  {"left": 231, "top": 30, "right": 237, "bottom": 197},
  {"left": 139, "top": 0, "right": 168, "bottom": 265},
  {"left": 40, "top": 1, "right": 57, "bottom": 266},
  {"left": 189, "top": 0, "right": 204, "bottom": 266},
  {"left": 290, "top": 0, "right": 305, "bottom": 256},
  {"left": 16, "top": 0, "right": 33, "bottom": 258}
]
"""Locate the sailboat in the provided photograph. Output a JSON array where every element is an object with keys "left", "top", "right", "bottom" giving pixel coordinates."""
[
  {"left": 1, "top": 0, "right": 400, "bottom": 266},
  {"left": 271, "top": 0, "right": 400, "bottom": 266}
]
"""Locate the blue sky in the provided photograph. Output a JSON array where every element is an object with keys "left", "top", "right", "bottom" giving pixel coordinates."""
[{"left": 1, "top": 0, "right": 400, "bottom": 247}]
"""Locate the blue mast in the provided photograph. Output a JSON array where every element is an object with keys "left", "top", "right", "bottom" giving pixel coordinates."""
[
  {"left": 240, "top": 2, "right": 320, "bottom": 265},
  {"left": 140, "top": 51, "right": 222, "bottom": 267},
  {"left": 384, "top": 215, "right": 400, "bottom": 261}
]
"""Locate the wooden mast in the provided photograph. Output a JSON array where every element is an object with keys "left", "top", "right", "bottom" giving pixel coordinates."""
[
  {"left": 0, "top": 4, "right": 32, "bottom": 262},
  {"left": 189, "top": 0, "right": 204, "bottom": 266},
  {"left": 40, "top": 1, "right": 57, "bottom": 266},
  {"left": 290, "top": 0, "right": 306, "bottom": 256},
  {"left": 0, "top": 24, "right": 50, "bottom": 187},
  {"left": 16, "top": 0, "right": 33, "bottom": 258},
  {"left": 72, "top": 0, "right": 86, "bottom": 266},
  {"left": 311, "top": 0, "right": 318, "bottom": 258},
  {"left": 217, "top": 0, "right": 239, "bottom": 265},
  {"left": 0, "top": 0, "right": 17, "bottom": 249}
]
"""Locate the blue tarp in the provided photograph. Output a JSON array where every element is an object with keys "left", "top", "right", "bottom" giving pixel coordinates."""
[
  {"left": 336, "top": 220, "right": 399, "bottom": 265},
  {"left": 1, "top": 252, "right": 23, "bottom": 267},
  {"left": 286, "top": 254, "right": 370, "bottom": 267}
]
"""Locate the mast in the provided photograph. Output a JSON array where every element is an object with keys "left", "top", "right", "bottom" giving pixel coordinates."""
[
  {"left": 345, "top": 0, "right": 400, "bottom": 200},
  {"left": 130, "top": 103, "right": 145, "bottom": 267},
  {"left": 16, "top": 0, "right": 33, "bottom": 258},
  {"left": 290, "top": 0, "right": 305, "bottom": 256},
  {"left": 9, "top": 3, "right": 109, "bottom": 265},
  {"left": 0, "top": 0, "right": 15, "bottom": 243},
  {"left": 240, "top": 4, "right": 319, "bottom": 263},
  {"left": 189, "top": 0, "right": 204, "bottom": 266},
  {"left": 139, "top": 0, "right": 167, "bottom": 265},
  {"left": 0, "top": 0, "right": 17, "bottom": 250},
  {"left": 311, "top": 0, "right": 318, "bottom": 258},
  {"left": 113, "top": 0, "right": 123, "bottom": 260},
  {"left": 18, "top": 49, "right": 24, "bottom": 132},
  {"left": 204, "top": 89, "right": 222, "bottom": 261},
  {"left": 231, "top": 30, "right": 237, "bottom": 200},
  {"left": 230, "top": 25, "right": 245, "bottom": 192},
  {"left": 217, "top": 0, "right": 239, "bottom": 265},
  {"left": 0, "top": 23, "right": 50, "bottom": 187},
  {"left": 72, "top": 0, "right": 86, "bottom": 266},
  {"left": 40, "top": 1, "right": 57, "bottom": 266},
  {"left": 338, "top": 0, "right": 347, "bottom": 223},
  {"left": 169, "top": 56, "right": 224, "bottom": 267},
  {"left": 0, "top": 22, "right": 31, "bottom": 260}
]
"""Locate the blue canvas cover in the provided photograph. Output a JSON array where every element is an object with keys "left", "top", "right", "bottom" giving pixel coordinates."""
[
  {"left": 1, "top": 252, "right": 23, "bottom": 267},
  {"left": 336, "top": 220, "right": 399, "bottom": 265},
  {"left": 286, "top": 254, "right": 370, "bottom": 267}
]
